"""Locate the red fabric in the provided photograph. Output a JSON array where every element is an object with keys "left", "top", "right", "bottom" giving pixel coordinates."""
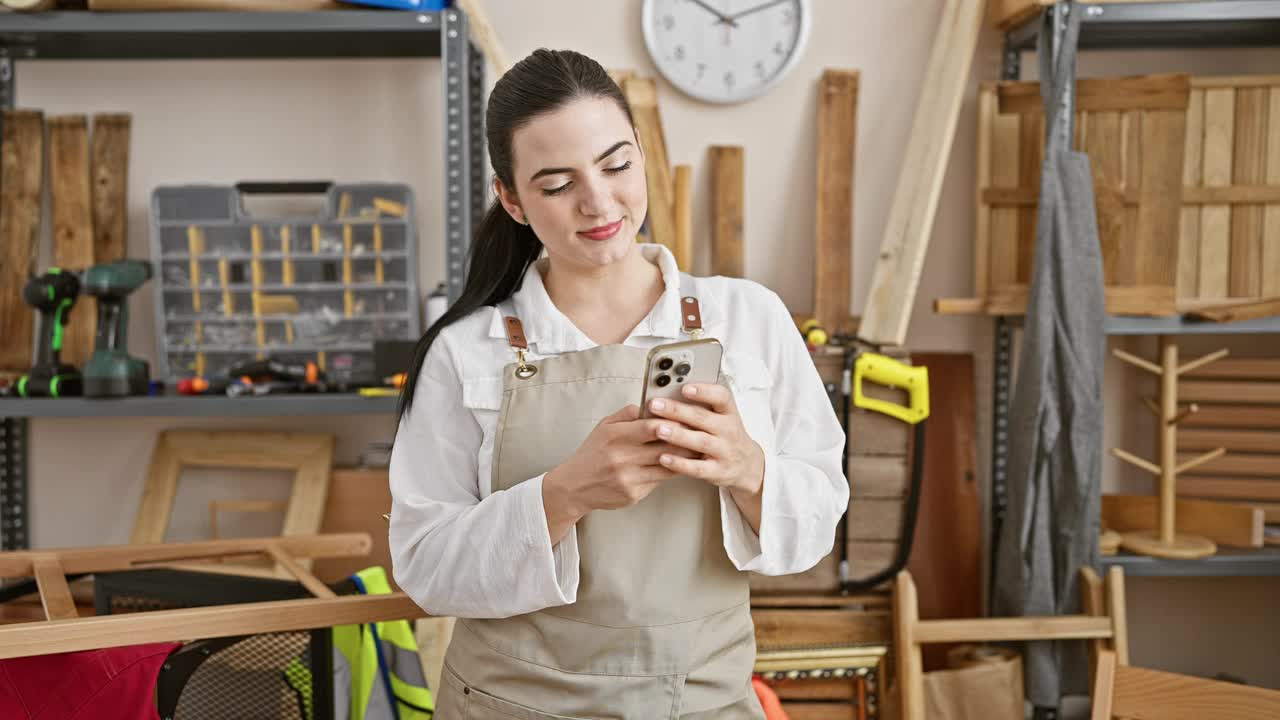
[
  {"left": 752, "top": 675, "right": 789, "bottom": 720},
  {"left": 0, "top": 642, "right": 179, "bottom": 719}
]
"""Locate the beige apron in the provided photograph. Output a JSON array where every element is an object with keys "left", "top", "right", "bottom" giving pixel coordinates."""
[{"left": 435, "top": 275, "right": 764, "bottom": 720}]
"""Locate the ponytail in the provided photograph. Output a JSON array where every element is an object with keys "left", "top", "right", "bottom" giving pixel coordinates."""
[{"left": 396, "top": 200, "right": 541, "bottom": 421}]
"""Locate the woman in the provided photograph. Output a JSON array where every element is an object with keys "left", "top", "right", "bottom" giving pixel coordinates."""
[{"left": 390, "top": 48, "right": 848, "bottom": 719}]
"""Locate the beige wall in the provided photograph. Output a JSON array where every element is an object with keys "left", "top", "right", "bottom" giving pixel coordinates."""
[{"left": 14, "top": 0, "right": 1279, "bottom": 688}]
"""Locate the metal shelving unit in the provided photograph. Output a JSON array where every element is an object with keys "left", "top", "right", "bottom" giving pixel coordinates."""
[
  {"left": 0, "top": 9, "right": 485, "bottom": 551},
  {"left": 989, "top": 1, "right": 1280, "bottom": 586}
]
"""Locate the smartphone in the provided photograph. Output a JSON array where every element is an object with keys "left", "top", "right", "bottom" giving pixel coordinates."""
[{"left": 639, "top": 338, "right": 724, "bottom": 418}]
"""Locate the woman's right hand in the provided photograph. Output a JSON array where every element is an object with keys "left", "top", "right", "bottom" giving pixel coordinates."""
[{"left": 541, "top": 404, "right": 695, "bottom": 544}]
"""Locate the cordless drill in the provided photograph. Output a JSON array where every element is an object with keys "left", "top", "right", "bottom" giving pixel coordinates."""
[
  {"left": 82, "top": 260, "right": 153, "bottom": 398},
  {"left": 17, "top": 269, "right": 84, "bottom": 398}
]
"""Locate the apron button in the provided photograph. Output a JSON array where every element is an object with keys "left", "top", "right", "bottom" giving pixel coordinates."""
[{"left": 463, "top": 687, "right": 470, "bottom": 695}]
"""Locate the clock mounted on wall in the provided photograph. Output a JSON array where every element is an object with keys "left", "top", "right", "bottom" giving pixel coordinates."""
[{"left": 641, "top": 0, "right": 811, "bottom": 105}]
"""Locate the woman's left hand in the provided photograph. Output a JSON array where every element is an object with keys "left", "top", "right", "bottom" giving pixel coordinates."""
[{"left": 647, "top": 383, "right": 765, "bottom": 495}]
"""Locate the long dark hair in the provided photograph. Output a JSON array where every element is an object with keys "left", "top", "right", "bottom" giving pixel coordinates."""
[{"left": 397, "top": 49, "right": 635, "bottom": 420}]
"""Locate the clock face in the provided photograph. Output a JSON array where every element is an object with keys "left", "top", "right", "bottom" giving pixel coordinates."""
[{"left": 642, "top": 0, "right": 810, "bottom": 104}]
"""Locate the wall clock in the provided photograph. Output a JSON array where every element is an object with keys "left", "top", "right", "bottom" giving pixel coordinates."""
[{"left": 641, "top": 0, "right": 811, "bottom": 104}]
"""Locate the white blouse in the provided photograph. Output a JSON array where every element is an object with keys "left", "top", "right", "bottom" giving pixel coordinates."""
[{"left": 389, "top": 243, "right": 849, "bottom": 619}]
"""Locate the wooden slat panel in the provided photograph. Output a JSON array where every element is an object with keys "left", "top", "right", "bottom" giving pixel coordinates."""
[
  {"left": 1090, "top": 110, "right": 1125, "bottom": 286},
  {"left": 751, "top": 609, "right": 892, "bottom": 650},
  {"left": 1179, "top": 88, "right": 1204, "bottom": 297},
  {"left": 1265, "top": 87, "right": 1280, "bottom": 296},
  {"left": 1119, "top": 110, "right": 1142, "bottom": 288},
  {"left": 1136, "top": 108, "right": 1186, "bottom": 303},
  {"left": 848, "top": 498, "right": 905, "bottom": 541},
  {"left": 815, "top": 70, "right": 859, "bottom": 337},
  {"left": 1230, "top": 87, "right": 1268, "bottom": 296},
  {"left": 1179, "top": 477, "right": 1280, "bottom": 501},
  {"left": 1180, "top": 403, "right": 1280, "bottom": 428},
  {"left": 1179, "top": 427, "right": 1280, "bottom": 454},
  {"left": 1176, "top": 451, "right": 1280, "bottom": 476},
  {"left": 1180, "top": 380, "right": 1280, "bottom": 404},
  {"left": 1183, "top": 358, "right": 1280, "bottom": 380},
  {"left": 709, "top": 145, "right": 744, "bottom": 278},
  {"left": 989, "top": 110, "right": 1021, "bottom": 292},
  {"left": 975, "top": 85, "right": 995, "bottom": 298},
  {"left": 32, "top": 557, "right": 79, "bottom": 621},
  {"left": 1199, "top": 87, "right": 1235, "bottom": 299},
  {"left": 849, "top": 456, "right": 910, "bottom": 498},
  {"left": 49, "top": 116, "right": 96, "bottom": 369},
  {"left": 90, "top": 113, "right": 130, "bottom": 263},
  {"left": 0, "top": 110, "right": 43, "bottom": 374},
  {"left": 848, "top": 540, "right": 898, "bottom": 583}
]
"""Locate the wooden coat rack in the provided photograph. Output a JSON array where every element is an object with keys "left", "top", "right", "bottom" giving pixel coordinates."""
[{"left": 1112, "top": 336, "right": 1229, "bottom": 559}]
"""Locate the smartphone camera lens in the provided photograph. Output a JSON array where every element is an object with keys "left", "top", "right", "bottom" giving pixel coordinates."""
[
  {"left": 655, "top": 374, "right": 671, "bottom": 387},
  {"left": 674, "top": 362, "right": 691, "bottom": 377},
  {"left": 657, "top": 357, "right": 674, "bottom": 371}
]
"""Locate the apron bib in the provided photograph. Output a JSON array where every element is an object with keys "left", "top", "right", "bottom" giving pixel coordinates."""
[{"left": 436, "top": 275, "right": 763, "bottom": 720}]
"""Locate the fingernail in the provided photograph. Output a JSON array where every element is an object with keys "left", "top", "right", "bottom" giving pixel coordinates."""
[
  {"left": 657, "top": 425, "right": 671, "bottom": 438},
  {"left": 660, "top": 455, "right": 673, "bottom": 465},
  {"left": 684, "top": 385, "right": 697, "bottom": 396},
  {"left": 651, "top": 399, "right": 665, "bottom": 411}
]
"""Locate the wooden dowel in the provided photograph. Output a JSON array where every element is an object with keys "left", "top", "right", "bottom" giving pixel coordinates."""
[
  {"left": 914, "top": 616, "right": 1113, "bottom": 644},
  {"left": 266, "top": 543, "right": 336, "bottom": 598},
  {"left": 1112, "top": 448, "right": 1162, "bottom": 476},
  {"left": 1113, "top": 348, "right": 1162, "bottom": 375},
  {"left": 1168, "top": 403, "right": 1199, "bottom": 426},
  {"left": 1142, "top": 397, "right": 1162, "bottom": 418},
  {"left": 1177, "top": 348, "right": 1230, "bottom": 376},
  {"left": 1175, "top": 447, "right": 1226, "bottom": 476}
]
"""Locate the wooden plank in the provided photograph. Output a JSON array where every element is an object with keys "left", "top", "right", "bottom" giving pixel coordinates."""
[
  {"left": 989, "top": 108, "right": 1021, "bottom": 294},
  {"left": 849, "top": 407, "right": 912, "bottom": 456},
  {"left": 1180, "top": 403, "right": 1280, "bottom": 428},
  {"left": 915, "top": 616, "right": 1113, "bottom": 644},
  {"left": 751, "top": 609, "right": 891, "bottom": 650},
  {"left": 709, "top": 145, "right": 744, "bottom": 277},
  {"left": 1186, "top": 297, "right": 1280, "bottom": 323},
  {"left": 672, "top": 164, "right": 693, "bottom": 272},
  {"left": 623, "top": 78, "right": 676, "bottom": 254},
  {"left": 906, "top": 353, "right": 981, "bottom": 671},
  {"left": 0, "top": 534, "right": 371, "bottom": 578},
  {"left": 998, "top": 74, "right": 1191, "bottom": 115},
  {"left": 770, "top": 678, "right": 855, "bottom": 701},
  {"left": 1178, "top": 478, "right": 1280, "bottom": 501},
  {"left": 1089, "top": 110, "right": 1125, "bottom": 286},
  {"left": 1265, "top": 87, "right": 1280, "bottom": 296},
  {"left": 892, "top": 572, "right": 925, "bottom": 720},
  {"left": 1016, "top": 110, "right": 1043, "bottom": 284},
  {"left": 0, "top": 110, "right": 43, "bottom": 373},
  {"left": 1180, "top": 380, "right": 1280, "bottom": 405},
  {"left": 1230, "top": 87, "right": 1268, "bottom": 297},
  {"left": 781, "top": 703, "right": 857, "bottom": 720},
  {"left": 1199, "top": 87, "right": 1235, "bottom": 299},
  {"left": 859, "top": 0, "right": 985, "bottom": 346},
  {"left": 847, "top": 498, "right": 904, "bottom": 541},
  {"left": 848, "top": 540, "right": 899, "bottom": 583},
  {"left": 1134, "top": 107, "right": 1186, "bottom": 308},
  {"left": 1194, "top": 75, "right": 1280, "bottom": 90},
  {"left": 1185, "top": 185, "right": 1280, "bottom": 204},
  {"left": 1101, "top": 494, "right": 1263, "bottom": 548},
  {"left": 1179, "top": 88, "right": 1204, "bottom": 298},
  {"left": 49, "top": 116, "right": 97, "bottom": 369},
  {"left": 32, "top": 557, "right": 78, "bottom": 621},
  {"left": 1111, "top": 662, "right": 1280, "bottom": 720},
  {"left": 815, "top": 69, "right": 859, "bottom": 337},
  {"left": 265, "top": 543, "right": 336, "bottom": 599},
  {"left": 975, "top": 84, "right": 995, "bottom": 298},
  {"left": 0, "top": 592, "right": 425, "bottom": 661},
  {"left": 1176, "top": 451, "right": 1280, "bottom": 476},
  {"left": 1119, "top": 110, "right": 1143, "bottom": 288},
  {"left": 1182, "top": 357, "right": 1280, "bottom": 380},
  {"left": 1106, "top": 566, "right": 1129, "bottom": 666},
  {"left": 129, "top": 433, "right": 183, "bottom": 544},
  {"left": 90, "top": 113, "right": 130, "bottom": 263}
]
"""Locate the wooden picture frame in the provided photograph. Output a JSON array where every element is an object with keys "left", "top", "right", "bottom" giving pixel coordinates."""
[{"left": 130, "top": 431, "right": 336, "bottom": 568}]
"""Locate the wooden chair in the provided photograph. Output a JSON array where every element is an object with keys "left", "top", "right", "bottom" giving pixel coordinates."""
[
  {"left": 1091, "top": 649, "right": 1280, "bottom": 720},
  {"left": 893, "top": 566, "right": 1128, "bottom": 720}
]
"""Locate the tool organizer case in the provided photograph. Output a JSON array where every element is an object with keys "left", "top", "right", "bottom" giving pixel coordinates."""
[{"left": 150, "top": 182, "right": 422, "bottom": 385}]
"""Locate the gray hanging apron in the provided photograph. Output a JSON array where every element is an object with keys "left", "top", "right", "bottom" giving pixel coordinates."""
[
  {"left": 435, "top": 274, "right": 765, "bottom": 720},
  {"left": 992, "top": 5, "right": 1106, "bottom": 710}
]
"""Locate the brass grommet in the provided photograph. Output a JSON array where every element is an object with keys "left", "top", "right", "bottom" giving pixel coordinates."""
[{"left": 515, "top": 364, "right": 538, "bottom": 380}]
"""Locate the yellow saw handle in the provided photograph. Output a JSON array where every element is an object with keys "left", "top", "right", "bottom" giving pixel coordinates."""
[{"left": 853, "top": 352, "right": 929, "bottom": 425}]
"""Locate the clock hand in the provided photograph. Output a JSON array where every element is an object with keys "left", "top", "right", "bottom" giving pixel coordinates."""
[
  {"left": 688, "top": 0, "right": 738, "bottom": 27},
  {"left": 727, "top": 0, "right": 788, "bottom": 21}
]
